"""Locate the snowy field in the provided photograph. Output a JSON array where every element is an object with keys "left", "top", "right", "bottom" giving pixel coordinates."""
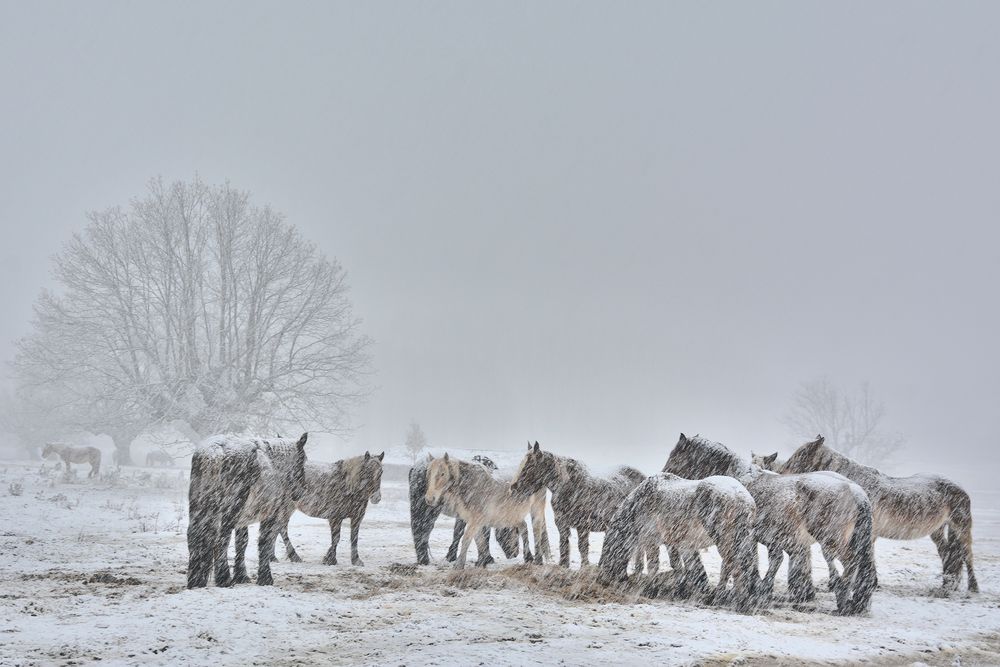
[{"left": 1, "top": 460, "right": 999, "bottom": 667}]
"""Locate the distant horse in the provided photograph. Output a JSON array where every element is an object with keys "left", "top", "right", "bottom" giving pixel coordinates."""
[
  {"left": 409, "top": 455, "right": 520, "bottom": 566},
  {"left": 598, "top": 472, "right": 759, "bottom": 612},
  {"left": 425, "top": 453, "right": 551, "bottom": 569},
  {"left": 186, "top": 433, "right": 307, "bottom": 588},
  {"left": 758, "top": 436, "right": 977, "bottom": 593},
  {"left": 666, "top": 434, "right": 876, "bottom": 612},
  {"left": 41, "top": 443, "right": 101, "bottom": 478},
  {"left": 145, "top": 450, "right": 174, "bottom": 467},
  {"left": 510, "top": 441, "right": 647, "bottom": 567},
  {"left": 277, "top": 452, "right": 384, "bottom": 566}
]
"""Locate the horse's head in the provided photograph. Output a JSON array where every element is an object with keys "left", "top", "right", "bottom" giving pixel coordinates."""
[
  {"left": 751, "top": 451, "right": 782, "bottom": 471},
  {"left": 358, "top": 450, "right": 384, "bottom": 504},
  {"left": 782, "top": 435, "right": 826, "bottom": 474},
  {"left": 41, "top": 444, "right": 55, "bottom": 459},
  {"left": 424, "top": 453, "right": 457, "bottom": 506},
  {"left": 289, "top": 432, "right": 309, "bottom": 501},
  {"left": 510, "top": 441, "right": 560, "bottom": 497}
]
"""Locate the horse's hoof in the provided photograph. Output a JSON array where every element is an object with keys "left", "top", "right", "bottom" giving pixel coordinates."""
[
  {"left": 417, "top": 556, "right": 431, "bottom": 566},
  {"left": 232, "top": 573, "right": 251, "bottom": 585},
  {"left": 269, "top": 555, "right": 279, "bottom": 563},
  {"left": 322, "top": 556, "right": 337, "bottom": 566},
  {"left": 445, "top": 552, "right": 458, "bottom": 562},
  {"left": 288, "top": 553, "right": 303, "bottom": 563},
  {"left": 351, "top": 558, "right": 364, "bottom": 566}
]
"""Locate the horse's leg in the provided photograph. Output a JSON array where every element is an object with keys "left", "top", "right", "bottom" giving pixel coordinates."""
[
  {"left": 930, "top": 525, "right": 949, "bottom": 567},
  {"left": 556, "top": 520, "right": 571, "bottom": 567},
  {"left": 761, "top": 544, "right": 783, "bottom": 600},
  {"left": 350, "top": 512, "right": 365, "bottom": 566},
  {"left": 789, "top": 546, "right": 816, "bottom": 603},
  {"left": 256, "top": 516, "right": 278, "bottom": 586},
  {"left": 474, "top": 529, "right": 493, "bottom": 567},
  {"left": 280, "top": 524, "right": 302, "bottom": 563},
  {"left": 578, "top": 530, "right": 590, "bottom": 567},
  {"left": 447, "top": 518, "right": 466, "bottom": 562},
  {"left": 667, "top": 546, "right": 683, "bottom": 572},
  {"left": 186, "top": 505, "right": 213, "bottom": 589},
  {"left": 323, "top": 518, "right": 341, "bottom": 565},
  {"left": 232, "top": 527, "right": 251, "bottom": 584},
  {"left": 520, "top": 521, "right": 535, "bottom": 564},
  {"left": 529, "top": 499, "right": 549, "bottom": 564},
  {"left": 821, "top": 545, "right": 841, "bottom": 592},
  {"left": 213, "top": 527, "right": 233, "bottom": 587},
  {"left": 645, "top": 541, "right": 661, "bottom": 574},
  {"left": 456, "top": 520, "right": 478, "bottom": 569}
]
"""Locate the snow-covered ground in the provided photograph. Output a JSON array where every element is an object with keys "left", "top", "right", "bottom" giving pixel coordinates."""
[{"left": 1, "top": 459, "right": 998, "bottom": 666}]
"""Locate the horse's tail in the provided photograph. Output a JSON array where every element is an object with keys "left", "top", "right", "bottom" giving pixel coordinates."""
[
  {"left": 847, "top": 492, "right": 876, "bottom": 614},
  {"left": 947, "top": 484, "right": 977, "bottom": 593}
]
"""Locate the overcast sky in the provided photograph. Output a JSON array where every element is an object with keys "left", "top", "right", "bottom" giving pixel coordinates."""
[{"left": 1, "top": 2, "right": 997, "bottom": 486}]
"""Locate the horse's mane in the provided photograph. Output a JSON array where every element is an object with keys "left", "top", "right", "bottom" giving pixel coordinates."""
[
  {"left": 665, "top": 434, "right": 751, "bottom": 477},
  {"left": 787, "top": 439, "right": 883, "bottom": 486}
]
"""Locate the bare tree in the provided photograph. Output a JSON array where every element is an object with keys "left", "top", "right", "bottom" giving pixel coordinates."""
[
  {"left": 13, "top": 177, "right": 372, "bottom": 464},
  {"left": 405, "top": 421, "right": 427, "bottom": 464},
  {"left": 782, "top": 378, "right": 904, "bottom": 466}
]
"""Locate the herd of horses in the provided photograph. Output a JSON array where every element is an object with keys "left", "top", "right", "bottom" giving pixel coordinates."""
[{"left": 178, "top": 431, "right": 978, "bottom": 616}]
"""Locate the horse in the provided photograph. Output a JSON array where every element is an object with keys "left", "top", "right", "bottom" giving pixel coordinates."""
[
  {"left": 145, "top": 450, "right": 173, "bottom": 467},
  {"left": 757, "top": 436, "right": 978, "bottom": 593},
  {"left": 41, "top": 443, "right": 101, "bottom": 478},
  {"left": 741, "top": 465, "right": 876, "bottom": 614},
  {"left": 666, "top": 433, "right": 876, "bottom": 612},
  {"left": 510, "top": 441, "right": 647, "bottom": 567},
  {"left": 277, "top": 451, "right": 384, "bottom": 566},
  {"left": 186, "top": 433, "right": 307, "bottom": 588},
  {"left": 409, "top": 455, "right": 520, "bottom": 566},
  {"left": 424, "top": 453, "right": 551, "bottom": 569},
  {"left": 597, "top": 472, "right": 759, "bottom": 612}
]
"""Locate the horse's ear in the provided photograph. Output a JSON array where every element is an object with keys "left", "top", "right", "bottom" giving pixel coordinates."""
[
  {"left": 427, "top": 453, "right": 434, "bottom": 462},
  {"left": 763, "top": 452, "right": 778, "bottom": 465},
  {"left": 532, "top": 441, "right": 540, "bottom": 453},
  {"left": 297, "top": 433, "right": 308, "bottom": 449},
  {"left": 527, "top": 440, "right": 532, "bottom": 451},
  {"left": 679, "top": 433, "right": 687, "bottom": 444},
  {"left": 443, "top": 452, "right": 449, "bottom": 462},
  {"left": 364, "top": 451, "right": 370, "bottom": 460},
  {"left": 815, "top": 435, "right": 825, "bottom": 445},
  {"left": 377, "top": 451, "right": 385, "bottom": 461}
]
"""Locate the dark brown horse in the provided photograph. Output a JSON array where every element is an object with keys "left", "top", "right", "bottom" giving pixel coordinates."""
[
  {"left": 510, "top": 441, "right": 646, "bottom": 567},
  {"left": 277, "top": 452, "right": 384, "bottom": 566},
  {"left": 186, "top": 433, "right": 307, "bottom": 588}
]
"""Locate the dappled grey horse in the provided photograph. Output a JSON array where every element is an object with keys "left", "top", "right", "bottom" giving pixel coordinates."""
[{"left": 761, "top": 436, "right": 977, "bottom": 593}]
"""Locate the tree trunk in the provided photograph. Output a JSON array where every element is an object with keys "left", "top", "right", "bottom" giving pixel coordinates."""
[{"left": 110, "top": 431, "right": 136, "bottom": 467}]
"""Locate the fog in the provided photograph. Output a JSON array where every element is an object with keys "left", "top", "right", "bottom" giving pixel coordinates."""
[{"left": 1, "top": 3, "right": 997, "bottom": 486}]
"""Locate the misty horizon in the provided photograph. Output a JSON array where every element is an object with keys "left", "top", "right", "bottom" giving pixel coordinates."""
[{"left": 2, "top": 3, "right": 998, "bottom": 489}]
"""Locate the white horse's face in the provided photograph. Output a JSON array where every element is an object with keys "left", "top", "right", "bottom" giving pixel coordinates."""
[{"left": 424, "top": 458, "right": 454, "bottom": 506}]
